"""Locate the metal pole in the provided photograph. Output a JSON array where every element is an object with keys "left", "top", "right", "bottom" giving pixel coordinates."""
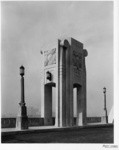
[
  {"left": 21, "top": 76, "right": 24, "bottom": 104},
  {"left": 103, "top": 87, "right": 108, "bottom": 124}
]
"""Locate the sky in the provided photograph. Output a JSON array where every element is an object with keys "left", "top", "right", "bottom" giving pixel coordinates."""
[{"left": 1, "top": 1, "right": 113, "bottom": 117}]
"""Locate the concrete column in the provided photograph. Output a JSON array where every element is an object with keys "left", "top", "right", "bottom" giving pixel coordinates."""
[
  {"left": 59, "top": 44, "right": 66, "bottom": 127},
  {"left": 82, "top": 56, "right": 87, "bottom": 125},
  {"left": 44, "top": 85, "right": 53, "bottom": 125},
  {"left": 69, "top": 84, "right": 73, "bottom": 126},
  {"left": 69, "top": 49, "right": 73, "bottom": 126},
  {"left": 66, "top": 45, "right": 70, "bottom": 126},
  {"left": 55, "top": 40, "right": 60, "bottom": 127},
  {"left": 73, "top": 87, "right": 77, "bottom": 125},
  {"left": 55, "top": 85, "right": 58, "bottom": 127},
  {"left": 82, "top": 49, "right": 88, "bottom": 125},
  {"left": 77, "top": 86, "right": 83, "bottom": 126},
  {"left": 41, "top": 75, "right": 45, "bottom": 118}
]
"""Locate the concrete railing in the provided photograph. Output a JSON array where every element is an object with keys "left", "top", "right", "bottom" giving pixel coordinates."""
[
  {"left": 1, "top": 118, "right": 16, "bottom": 128},
  {"left": 1, "top": 117, "right": 106, "bottom": 128},
  {"left": 1, "top": 118, "right": 55, "bottom": 128},
  {"left": 86, "top": 117, "right": 101, "bottom": 123}
]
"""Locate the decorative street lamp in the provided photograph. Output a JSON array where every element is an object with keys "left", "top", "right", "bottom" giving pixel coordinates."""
[
  {"left": 16, "top": 66, "right": 28, "bottom": 129},
  {"left": 103, "top": 87, "right": 108, "bottom": 124},
  {"left": 20, "top": 66, "right": 25, "bottom": 105},
  {"left": 46, "top": 71, "right": 52, "bottom": 81},
  {"left": 20, "top": 65, "right": 25, "bottom": 76}
]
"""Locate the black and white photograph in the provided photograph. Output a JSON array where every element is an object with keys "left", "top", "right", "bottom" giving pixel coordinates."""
[{"left": 1, "top": 0, "right": 119, "bottom": 149}]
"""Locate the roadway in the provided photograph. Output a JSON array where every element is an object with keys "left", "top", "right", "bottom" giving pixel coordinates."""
[{"left": 1, "top": 124, "right": 113, "bottom": 143}]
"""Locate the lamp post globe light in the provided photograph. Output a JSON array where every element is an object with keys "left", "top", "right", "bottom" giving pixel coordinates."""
[
  {"left": 20, "top": 65, "right": 25, "bottom": 76},
  {"left": 103, "top": 87, "right": 108, "bottom": 124},
  {"left": 16, "top": 66, "right": 28, "bottom": 130},
  {"left": 103, "top": 87, "right": 106, "bottom": 94}
]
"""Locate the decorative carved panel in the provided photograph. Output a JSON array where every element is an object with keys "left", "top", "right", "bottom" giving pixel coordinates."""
[
  {"left": 44, "top": 48, "right": 56, "bottom": 66},
  {"left": 72, "top": 50, "right": 82, "bottom": 70}
]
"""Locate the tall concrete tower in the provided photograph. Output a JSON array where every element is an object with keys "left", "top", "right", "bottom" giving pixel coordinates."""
[{"left": 41, "top": 38, "right": 88, "bottom": 127}]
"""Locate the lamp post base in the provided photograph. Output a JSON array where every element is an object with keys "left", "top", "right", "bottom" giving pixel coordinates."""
[
  {"left": 16, "top": 116, "right": 28, "bottom": 130},
  {"left": 16, "top": 105, "right": 28, "bottom": 130}
]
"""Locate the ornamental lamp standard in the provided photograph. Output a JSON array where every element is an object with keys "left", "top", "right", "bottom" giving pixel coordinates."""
[
  {"left": 16, "top": 65, "right": 28, "bottom": 130},
  {"left": 20, "top": 66, "right": 25, "bottom": 105},
  {"left": 103, "top": 87, "right": 108, "bottom": 124}
]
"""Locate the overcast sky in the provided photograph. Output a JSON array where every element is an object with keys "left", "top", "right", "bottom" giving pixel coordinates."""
[{"left": 1, "top": 1, "right": 113, "bottom": 117}]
